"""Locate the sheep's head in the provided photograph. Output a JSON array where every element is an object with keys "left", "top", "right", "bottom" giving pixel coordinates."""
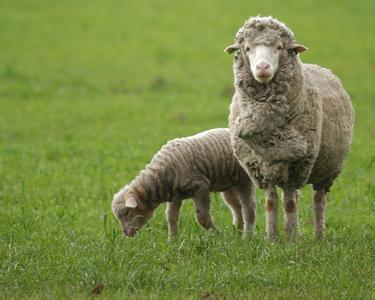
[
  {"left": 112, "top": 186, "right": 155, "bottom": 237},
  {"left": 225, "top": 16, "right": 307, "bottom": 84}
]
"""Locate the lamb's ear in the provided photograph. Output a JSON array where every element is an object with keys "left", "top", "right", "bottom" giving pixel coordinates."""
[
  {"left": 289, "top": 43, "right": 308, "bottom": 54},
  {"left": 125, "top": 197, "right": 138, "bottom": 208},
  {"left": 224, "top": 43, "right": 240, "bottom": 54}
]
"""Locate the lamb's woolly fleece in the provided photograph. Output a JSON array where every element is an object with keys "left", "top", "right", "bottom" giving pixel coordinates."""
[
  {"left": 228, "top": 16, "right": 354, "bottom": 191},
  {"left": 113, "top": 128, "right": 253, "bottom": 213}
]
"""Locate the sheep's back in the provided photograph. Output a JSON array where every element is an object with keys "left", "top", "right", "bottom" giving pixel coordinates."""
[{"left": 303, "top": 64, "right": 354, "bottom": 190}]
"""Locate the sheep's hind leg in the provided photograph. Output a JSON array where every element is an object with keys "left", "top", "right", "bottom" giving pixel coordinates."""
[
  {"left": 221, "top": 189, "right": 244, "bottom": 233},
  {"left": 313, "top": 189, "right": 326, "bottom": 239},
  {"left": 282, "top": 189, "right": 300, "bottom": 241},
  {"left": 166, "top": 201, "right": 182, "bottom": 239},
  {"left": 194, "top": 191, "right": 218, "bottom": 231},
  {"left": 265, "top": 186, "right": 279, "bottom": 241}
]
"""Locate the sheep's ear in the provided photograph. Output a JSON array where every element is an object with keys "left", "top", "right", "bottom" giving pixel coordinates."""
[
  {"left": 224, "top": 44, "right": 240, "bottom": 54},
  {"left": 289, "top": 43, "right": 308, "bottom": 54},
  {"left": 125, "top": 197, "right": 138, "bottom": 208}
]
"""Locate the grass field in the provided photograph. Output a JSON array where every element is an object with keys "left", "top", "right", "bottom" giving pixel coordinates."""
[{"left": 0, "top": 0, "right": 374, "bottom": 298}]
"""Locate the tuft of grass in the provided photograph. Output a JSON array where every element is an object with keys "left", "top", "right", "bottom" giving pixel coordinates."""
[{"left": 0, "top": 0, "right": 374, "bottom": 298}]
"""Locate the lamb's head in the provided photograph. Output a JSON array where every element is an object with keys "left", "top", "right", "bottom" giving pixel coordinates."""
[
  {"left": 225, "top": 16, "right": 307, "bottom": 84},
  {"left": 112, "top": 186, "right": 155, "bottom": 237}
]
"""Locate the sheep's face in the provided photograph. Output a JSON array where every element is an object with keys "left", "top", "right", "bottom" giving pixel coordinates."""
[
  {"left": 245, "top": 41, "right": 283, "bottom": 84},
  {"left": 112, "top": 188, "right": 155, "bottom": 237},
  {"left": 224, "top": 17, "right": 308, "bottom": 85}
]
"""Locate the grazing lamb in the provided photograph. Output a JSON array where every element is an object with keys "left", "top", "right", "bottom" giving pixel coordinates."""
[
  {"left": 112, "top": 128, "right": 256, "bottom": 238},
  {"left": 225, "top": 16, "right": 354, "bottom": 240}
]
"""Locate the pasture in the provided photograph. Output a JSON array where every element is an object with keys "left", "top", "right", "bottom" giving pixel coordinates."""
[{"left": 0, "top": 0, "right": 374, "bottom": 298}]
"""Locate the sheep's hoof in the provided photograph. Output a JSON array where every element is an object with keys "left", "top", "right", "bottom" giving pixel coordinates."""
[{"left": 314, "top": 231, "right": 324, "bottom": 241}]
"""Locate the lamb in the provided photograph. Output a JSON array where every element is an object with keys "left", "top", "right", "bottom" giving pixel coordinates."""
[
  {"left": 225, "top": 16, "right": 354, "bottom": 240},
  {"left": 112, "top": 128, "right": 256, "bottom": 238}
]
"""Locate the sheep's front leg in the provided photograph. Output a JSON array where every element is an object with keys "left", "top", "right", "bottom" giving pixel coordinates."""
[
  {"left": 194, "top": 191, "right": 217, "bottom": 231},
  {"left": 265, "top": 186, "right": 279, "bottom": 241},
  {"left": 166, "top": 201, "right": 182, "bottom": 238},
  {"left": 282, "top": 189, "right": 300, "bottom": 241},
  {"left": 313, "top": 189, "right": 326, "bottom": 239}
]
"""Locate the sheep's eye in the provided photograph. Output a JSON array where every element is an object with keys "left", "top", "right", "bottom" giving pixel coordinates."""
[
  {"left": 245, "top": 47, "right": 250, "bottom": 52},
  {"left": 277, "top": 45, "right": 283, "bottom": 50}
]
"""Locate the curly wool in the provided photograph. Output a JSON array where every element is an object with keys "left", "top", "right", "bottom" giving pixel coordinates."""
[
  {"left": 124, "top": 128, "right": 251, "bottom": 206},
  {"left": 235, "top": 16, "right": 295, "bottom": 47},
  {"left": 228, "top": 16, "right": 354, "bottom": 191}
]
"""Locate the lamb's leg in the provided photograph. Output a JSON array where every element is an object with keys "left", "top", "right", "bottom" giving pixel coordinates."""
[
  {"left": 166, "top": 201, "right": 182, "bottom": 238},
  {"left": 221, "top": 189, "right": 244, "bottom": 232},
  {"left": 236, "top": 182, "right": 257, "bottom": 237},
  {"left": 313, "top": 189, "right": 326, "bottom": 239},
  {"left": 282, "top": 189, "right": 300, "bottom": 241},
  {"left": 265, "top": 186, "right": 279, "bottom": 241},
  {"left": 194, "top": 191, "right": 217, "bottom": 231}
]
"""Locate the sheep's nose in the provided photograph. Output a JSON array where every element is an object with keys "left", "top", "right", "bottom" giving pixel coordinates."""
[{"left": 256, "top": 63, "right": 270, "bottom": 72}]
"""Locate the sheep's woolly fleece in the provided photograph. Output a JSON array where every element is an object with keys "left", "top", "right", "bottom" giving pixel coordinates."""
[
  {"left": 234, "top": 16, "right": 295, "bottom": 47},
  {"left": 228, "top": 16, "right": 354, "bottom": 191}
]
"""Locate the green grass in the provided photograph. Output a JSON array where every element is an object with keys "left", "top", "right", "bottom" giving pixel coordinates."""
[{"left": 1, "top": 0, "right": 374, "bottom": 298}]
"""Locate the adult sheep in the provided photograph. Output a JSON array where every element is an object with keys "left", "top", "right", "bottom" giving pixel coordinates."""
[{"left": 225, "top": 16, "right": 354, "bottom": 240}]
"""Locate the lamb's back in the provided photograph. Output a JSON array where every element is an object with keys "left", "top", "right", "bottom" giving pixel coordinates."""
[{"left": 150, "top": 128, "right": 245, "bottom": 194}]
